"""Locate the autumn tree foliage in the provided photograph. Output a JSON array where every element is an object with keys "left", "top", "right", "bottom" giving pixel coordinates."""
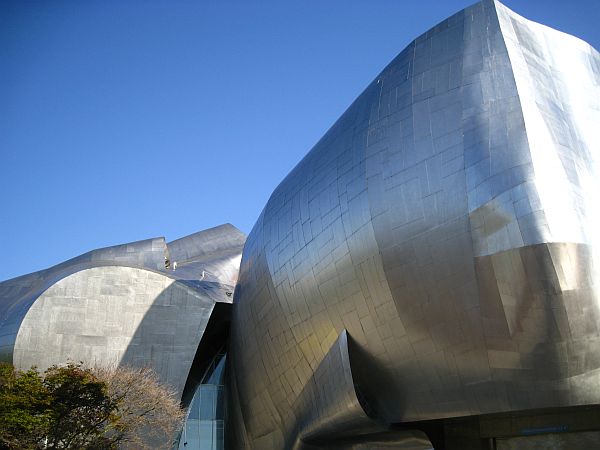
[{"left": 0, "top": 363, "right": 184, "bottom": 450}]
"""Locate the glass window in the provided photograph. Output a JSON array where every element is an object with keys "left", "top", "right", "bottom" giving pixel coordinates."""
[{"left": 178, "top": 354, "right": 226, "bottom": 450}]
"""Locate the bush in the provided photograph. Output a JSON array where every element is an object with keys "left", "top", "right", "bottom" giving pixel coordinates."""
[{"left": 0, "top": 363, "right": 184, "bottom": 450}]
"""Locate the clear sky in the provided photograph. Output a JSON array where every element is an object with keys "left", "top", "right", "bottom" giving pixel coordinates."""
[{"left": 1, "top": 0, "right": 598, "bottom": 282}]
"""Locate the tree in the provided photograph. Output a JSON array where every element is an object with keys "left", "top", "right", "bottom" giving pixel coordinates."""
[
  {"left": 0, "top": 364, "right": 52, "bottom": 449},
  {"left": 93, "top": 366, "right": 185, "bottom": 449},
  {"left": 0, "top": 363, "right": 184, "bottom": 450},
  {"left": 44, "top": 363, "right": 118, "bottom": 449}
]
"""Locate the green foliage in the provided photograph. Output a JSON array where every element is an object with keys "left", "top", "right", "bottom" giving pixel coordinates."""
[
  {"left": 0, "top": 363, "right": 184, "bottom": 450},
  {"left": 0, "top": 364, "right": 52, "bottom": 449},
  {"left": 43, "top": 364, "right": 117, "bottom": 449},
  {"left": 0, "top": 363, "right": 117, "bottom": 450}
]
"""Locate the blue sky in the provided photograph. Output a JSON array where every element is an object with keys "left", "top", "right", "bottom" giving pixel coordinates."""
[{"left": 1, "top": 0, "right": 598, "bottom": 281}]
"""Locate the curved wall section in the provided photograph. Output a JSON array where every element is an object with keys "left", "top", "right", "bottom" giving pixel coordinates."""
[
  {"left": 0, "top": 236, "right": 168, "bottom": 363},
  {"left": 13, "top": 266, "right": 214, "bottom": 396},
  {"left": 0, "top": 224, "right": 245, "bottom": 402},
  {"left": 167, "top": 223, "right": 246, "bottom": 285},
  {"left": 229, "top": 0, "right": 600, "bottom": 447}
]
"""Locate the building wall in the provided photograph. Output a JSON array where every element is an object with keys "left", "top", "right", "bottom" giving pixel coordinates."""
[
  {"left": 0, "top": 236, "right": 168, "bottom": 363},
  {"left": 228, "top": 0, "right": 600, "bottom": 447},
  {"left": 0, "top": 224, "right": 245, "bottom": 401},
  {"left": 13, "top": 266, "right": 215, "bottom": 396}
]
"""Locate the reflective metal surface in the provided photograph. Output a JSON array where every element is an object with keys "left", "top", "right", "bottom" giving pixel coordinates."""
[
  {"left": 228, "top": 0, "right": 600, "bottom": 448},
  {"left": 0, "top": 1, "right": 598, "bottom": 448},
  {"left": 0, "top": 223, "right": 245, "bottom": 400}
]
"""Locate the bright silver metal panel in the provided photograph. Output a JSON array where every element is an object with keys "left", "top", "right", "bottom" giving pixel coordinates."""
[
  {"left": 12, "top": 266, "right": 214, "bottom": 397},
  {"left": 228, "top": 0, "right": 600, "bottom": 448},
  {"left": 0, "top": 224, "right": 245, "bottom": 400},
  {"left": 167, "top": 223, "right": 246, "bottom": 285},
  {"left": 0, "top": 236, "right": 169, "bottom": 362}
]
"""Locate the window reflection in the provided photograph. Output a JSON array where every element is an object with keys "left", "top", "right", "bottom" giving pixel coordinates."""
[{"left": 179, "top": 354, "right": 226, "bottom": 450}]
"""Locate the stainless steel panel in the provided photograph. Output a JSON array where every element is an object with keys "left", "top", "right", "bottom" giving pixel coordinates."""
[
  {"left": 0, "top": 224, "right": 245, "bottom": 400},
  {"left": 228, "top": 1, "right": 600, "bottom": 447}
]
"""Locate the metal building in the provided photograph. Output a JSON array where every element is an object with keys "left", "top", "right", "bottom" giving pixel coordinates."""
[
  {"left": 228, "top": 0, "right": 600, "bottom": 448},
  {"left": 0, "top": 224, "right": 245, "bottom": 450},
  {"left": 1, "top": 1, "right": 599, "bottom": 449}
]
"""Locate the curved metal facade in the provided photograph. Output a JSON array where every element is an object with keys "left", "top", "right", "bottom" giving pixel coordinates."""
[
  {"left": 228, "top": 1, "right": 600, "bottom": 448},
  {"left": 0, "top": 224, "right": 245, "bottom": 401},
  {"left": 1, "top": 1, "right": 599, "bottom": 449}
]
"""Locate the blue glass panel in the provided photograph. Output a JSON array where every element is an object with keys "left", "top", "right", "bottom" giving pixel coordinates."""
[{"left": 178, "top": 354, "right": 226, "bottom": 450}]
